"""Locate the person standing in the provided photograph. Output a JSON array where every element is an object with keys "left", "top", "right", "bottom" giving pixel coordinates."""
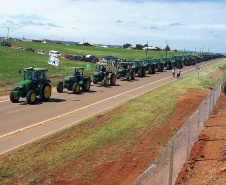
[
  {"left": 172, "top": 68, "right": 175, "bottom": 77},
  {"left": 177, "top": 69, "right": 181, "bottom": 78}
]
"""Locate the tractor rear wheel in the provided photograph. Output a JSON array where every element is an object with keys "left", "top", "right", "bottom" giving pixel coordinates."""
[
  {"left": 26, "top": 90, "right": 36, "bottom": 104},
  {"left": 126, "top": 74, "right": 131, "bottom": 81},
  {"left": 103, "top": 77, "right": 109, "bottom": 87},
  {"left": 72, "top": 83, "right": 80, "bottom": 94},
  {"left": 10, "top": 89, "right": 19, "bottom": 103},
  {"left": 142, "top": 68, "right": 146, "bottom": 77},
  {"left": 57, "top": 82, "right": 63, "bottom": 93},
  {"left": 131, "top": 70, "right": 136, "bottom": 80},
  {"left": 82, "top": 79, "right": 91, "bottom": 92},
  {"left": 41, "top": 83, "right": 51, "bottom": 101},
  {"left": 148, "top": 67, "right": 152, "bottom": 74},
  {"left": 138, "top": 69, "right": 142, "bottom": 77},
  {"left": 110, "top": 73, "right": 116, "bottom": 85}
]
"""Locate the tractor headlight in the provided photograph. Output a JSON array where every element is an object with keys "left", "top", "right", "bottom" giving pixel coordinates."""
[{"left": 18, "top": 85, "right": 24, "bottom": 89}]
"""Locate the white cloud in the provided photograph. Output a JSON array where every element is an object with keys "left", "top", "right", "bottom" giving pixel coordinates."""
[{"left": 0, "top": 0, "right": 226, "bottom": 52}]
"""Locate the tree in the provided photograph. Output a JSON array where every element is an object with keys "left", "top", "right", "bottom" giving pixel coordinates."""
[
  {"left": 123, "top": 43, "right": 132, "bottom": 49},
  {"left": 136, "top": 44, "right": 143, "bottom": 50},
  {"left": 143, "top": 43, "right": 148, "bottom": 47},
  {"left": 165, "top": 45, "right": 170, "bottom": 51}
]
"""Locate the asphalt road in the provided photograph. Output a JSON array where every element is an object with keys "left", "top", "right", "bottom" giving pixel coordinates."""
[{"left": 0, "top": 58, "right": 222, "bottom": 155}]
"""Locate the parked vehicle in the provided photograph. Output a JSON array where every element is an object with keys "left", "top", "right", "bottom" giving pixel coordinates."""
[
  {"left": 92, "top": 63, "right": 116, "bottom": 87},
  {"left": 65, "top": 55, "right": 74, "bottom": 60},
  {"left": 10, "top": 67, "right": 51, "bottom": 104},
  {"left": 49, "top": 50, "right": 61, "bottom": 57},
  {"left": 73, "top": 56, "right": 84, "bottom": 61},
  {"left": 37, "top": 50, "right": 47, "bottom": 55},
  {"left": 84, "top": 55, "right": 99, "bottom": 63},
  {"left": 25, "top": 48, "right": 35, "bottom": 52},
  {"left": 1, "top": 41, "right": 11, "bottom": 47},
  {"left": 17, "top": 46, "right": 25, "bottom": 50},
  {"left": 57, "top": 67, "right": 91, "bottom": 94}
]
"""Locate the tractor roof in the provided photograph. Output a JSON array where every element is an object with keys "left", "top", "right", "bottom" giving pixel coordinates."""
[
  {"left": 69, "top": 67, "right": 84, "bottom": 70},
  {"left": 24, "top": 67, "right": 48, "bottom": 71},
  {"left": 96, "top": 63, "right": 109, "bottom": 66},
  {"left": 120, "top": 62, "right": 132, "bottom": 64}
]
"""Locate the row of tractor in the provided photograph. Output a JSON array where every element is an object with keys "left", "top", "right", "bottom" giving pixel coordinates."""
[{"left": 10, "top": 53, "right": 222, "bottom": 104}]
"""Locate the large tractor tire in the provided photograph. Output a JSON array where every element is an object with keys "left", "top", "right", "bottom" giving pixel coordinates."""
[
  {"left": 131, "top": 70, "right": 136, "bottom": 80},
  {"left": 82, "top": 79, "right": 91, "bottom": 92},
  {"left": 142, "top": 68, "right": 146, "bottom": 77},
  {"left": 148, "top": 67, "right": 152, "bottom": 74},
  {"left": 138, "top": 68, "right": 142, "bottom": 77},
  {"left": 10, "top": 89, "right": 20, "bottom": 103},
  {"left": 57, "top": 81, "right": 63, "bottom": 93},
  {"left": 103, "top": 77, "right": 109, "bottom": 87},
  {"left": 41, "top": 83, "right": 51, "bottom": 101},
  {"left": 110, "top": 73, "right": 116, "bottom": 85},
  {"left": 72, "top": 83, "right": 80, "bottom": 94},
  {"left": 26, "top": 90, "right": 36, "bottom": 104},
  {"left": 126, "top": 73, "right": 131, "bottom": 81}
]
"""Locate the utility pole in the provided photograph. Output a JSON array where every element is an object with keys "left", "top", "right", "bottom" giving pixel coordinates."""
[
  {"left": 166, "top": 40, "right": 168, "bottom": 57},
  {"left": 83, "top": 36, "right": 84, "bottom": 46},
  {"left": 7, "top": 28, "right": 10, "bottom": 42},
  {"left": 208, "top": 46, "right": 210, "bottom": 53},
  {"left": 146, "top": 41, "right": 148, "bottom": 61}
]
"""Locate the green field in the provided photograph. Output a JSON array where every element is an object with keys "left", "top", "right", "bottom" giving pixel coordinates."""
[{"left": 0, "top": 57, "right": 225, "bottom": 184}]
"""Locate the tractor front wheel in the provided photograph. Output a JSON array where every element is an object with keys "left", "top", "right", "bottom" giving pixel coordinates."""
[
  {"left": 26, "top": 90, "right": 36, "bottom": 104},
  {"left": 57, "top": 82, "right": 63, "bottom": 93},
  {"left": 131, "top": 70, "right": 136, "bottom": 80},
  {"left": 10, "top": 89, "right": 19, "bottom": 103},
  {"left": 103, "top": 77, "right": 109, "bottom": 87},
  {"left": 82, "top": 79, "right": 91, "bottom": 92},
  {"left": 73, "top": 83, "right": 80, "bottom": 94},
  {"left": 41, "top": 83, "right": 51, "bottom": 101}
]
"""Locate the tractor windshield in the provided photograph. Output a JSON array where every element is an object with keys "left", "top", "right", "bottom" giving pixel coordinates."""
[{"left": 24, "top": 70, "right": 34, "bottom": 80}]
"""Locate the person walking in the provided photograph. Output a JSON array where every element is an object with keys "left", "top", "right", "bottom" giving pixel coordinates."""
[
  {"left": 177, "top": 69, "right": 181, "bottom": 78},
  {"left": 172, "top": 68, "right": 175, "bottom": 77}
]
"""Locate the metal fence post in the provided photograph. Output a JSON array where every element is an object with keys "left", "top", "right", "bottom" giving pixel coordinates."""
[{"left": 168, "top": 141, "right": 174, "bottom": 185}]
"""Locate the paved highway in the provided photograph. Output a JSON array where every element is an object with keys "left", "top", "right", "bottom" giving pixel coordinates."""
[{"left": 0, "top": 58, "right": 222, "bottom": 155}]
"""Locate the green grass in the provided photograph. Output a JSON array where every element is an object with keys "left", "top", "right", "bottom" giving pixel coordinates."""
[{"left": 0, "top": 60, "right": 225, "bottom": 184}]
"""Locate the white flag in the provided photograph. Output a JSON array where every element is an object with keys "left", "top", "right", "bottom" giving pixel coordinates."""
[{"left": 48, "top": 56, "right": 59, "bottom": 66}]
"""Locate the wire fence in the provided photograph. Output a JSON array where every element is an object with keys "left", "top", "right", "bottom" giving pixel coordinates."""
[{"left": 135, "top": 77, "right": 224, "bottom": 185}]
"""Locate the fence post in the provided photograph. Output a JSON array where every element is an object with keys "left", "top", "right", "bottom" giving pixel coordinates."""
[
  {"left": 168, "top": 140, "right": 174, "bottom": 185},
  {"left": 186, "top": 120, "right": 191, "bottom": 161}
]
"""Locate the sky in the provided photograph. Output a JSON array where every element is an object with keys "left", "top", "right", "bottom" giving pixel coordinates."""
[{"left": 1, "top": 0, "right": 226, "bottom": 53}]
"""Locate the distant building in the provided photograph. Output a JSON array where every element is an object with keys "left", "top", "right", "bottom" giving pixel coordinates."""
[
  {"left": 93, "top": 44, "right": 101, "bottom": 47},
  {"left": 127, "top": 46, "right": 136, "bottom": 49},
  {"left": 43, "top": 39, "right": 54, "bottom": 43},
  {"left": 78, "top": 42, "right": 93, "bottom": 46},
  {"left": 142, "top": 46, "right": 157, "bottom": 51}
]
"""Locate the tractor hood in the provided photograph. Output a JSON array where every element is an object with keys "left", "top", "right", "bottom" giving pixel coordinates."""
[
  {"left": 94, "top": 72, "right": 101, "bottom": 75},
  {"left": 16, "top": 80, "right": 31, "bottom": 86},
  {"left": 64, "top": 75, "right": 74, "bottom": 80}
]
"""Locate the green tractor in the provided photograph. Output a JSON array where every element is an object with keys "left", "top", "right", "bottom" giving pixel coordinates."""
[
  {"left": 92, "top": 63, "right": 116, "bottom": 87},
  {"left": 162, "top": 57, "right": 172, "bottom": 70},
  {"left": 152, "top": 58, "right": 164, "bottom": 72},
  {"left": 143, "top": 59, "right": 156, "bottom": 74},
  {"left": 10, "top": 67, "right": 51, "bottom": 104},
  {"left": 57, "top": 67, "right": 91, "bottom": 94},
  {"left": 132, "top": 60, "right": 146, "bottom": 77},
  {"left": 116, "top": 62, "right": 136, "bottom": 81}
]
